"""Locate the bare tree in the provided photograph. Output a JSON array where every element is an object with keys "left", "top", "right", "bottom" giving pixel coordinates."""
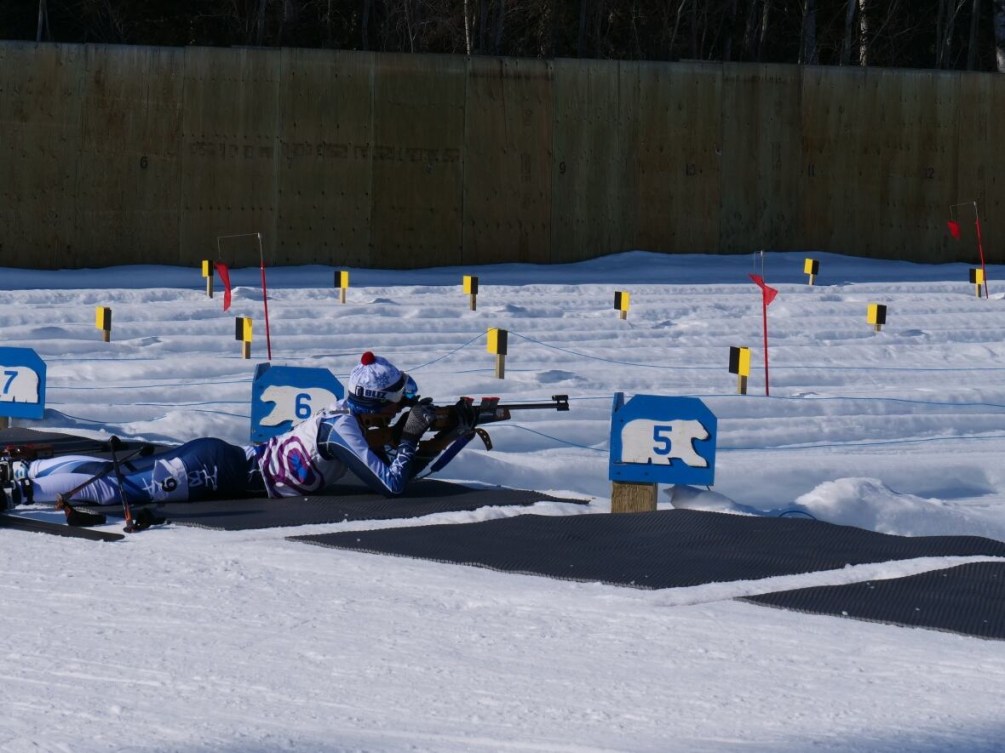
[
  {"left": 720, "top": 0, "right": 739, "bottom": 61},
  {"left": 255, "top": 0, "right": 268, "bottom": 44},
  {"left": 760, "top": 0, "right": 772, "bottom": 61},
  {"left": 362, "top": 0, "right": 371, "bottom": 49},
  {"left": 668, "top": 0, "right": 685, "bottom": 58},
  {"left": 691, "top": 0, "right": 699, "bottom": 58},
  {"left": 936, "top": 0, "right": 967, "bottom": 68},
  {"left": 463, "top": 0, "right": 471, "bottom": 53},
  {"left": 75, "top": 0, "right": 130, "bottom": 43},
  {"left": 800, "top": 0, "right": 818, "bottom": 64},
  {"left": 666, "top": 0, "right": 702, "bottom": 59},
  {"left": 277, "top": 0, "right": 301, "bottom": 45},
  {"left": 11, "top": 0, "right": 1005, "bottom": 70},
  {"left": 968, "top": 0, "right": 981, "bottom": 69},
  {"left": 858, "top": 0, "right": 869, "bottom": 65},
  {"left": 742, "top": 0, "right": 762, "bottom": 59},
  {"left": 480, "top": 0, "right": 492, "bottom": 51},
  {"left": 839, "top": 0, "right": 856, "bottom": 64},
  {"left": 996, "top": 0, "right": 1005, "bottom": 70},
  {"left": 493, "top": 0, "right": 506, "bottom": 52}
]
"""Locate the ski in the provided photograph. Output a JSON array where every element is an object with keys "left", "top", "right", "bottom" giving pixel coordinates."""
[
  {"left": 0, "top": 512, "right": 125, "bottom": 542},
  {"left": 0, "top": 426, "right": 160, "bottom": 530},
  {"left": 0, "top": 428, "right": 152, "bottom": 465}
]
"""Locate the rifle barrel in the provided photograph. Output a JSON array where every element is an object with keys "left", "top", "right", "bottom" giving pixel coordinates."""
[{"left": 490, "top": 395, "right": 569, "bottom": 412}]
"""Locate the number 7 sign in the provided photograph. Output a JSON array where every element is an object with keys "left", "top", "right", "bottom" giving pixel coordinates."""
[{"left": 0, "top": 348, "right": 47, "bottom": 420}]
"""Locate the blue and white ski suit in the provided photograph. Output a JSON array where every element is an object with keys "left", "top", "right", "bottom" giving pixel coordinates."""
[
  {"left": 26, "top": 400, "right": 421, "bottom": 505},
  {"left": 253, "top": 400, "right": 418, "bottom": 497}
]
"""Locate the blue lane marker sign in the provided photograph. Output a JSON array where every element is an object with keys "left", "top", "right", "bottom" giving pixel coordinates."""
[
  {"left": 0, "top": 347, "right": 47, "bottom": 420},
  {"left": 609, "top": 392, "right": 717, "bottom": 486},
  {"left": 250, "top": 363, "right": 344, "bottom": 443}
]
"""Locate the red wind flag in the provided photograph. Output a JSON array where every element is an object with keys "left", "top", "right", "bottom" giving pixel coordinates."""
[
  {"left": 749, "top": 274, "right": 778, "bottom": 306},
  {"left": 947, "top": 220, "right": 961, "bottom": 240},
  {"left": 214, "top": 262, "right": 233, "bottom": 311}
]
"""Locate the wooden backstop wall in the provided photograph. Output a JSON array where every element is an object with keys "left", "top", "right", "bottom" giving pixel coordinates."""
[{"left": 1, "top": 41, "right": 1001, "bottom": 269}]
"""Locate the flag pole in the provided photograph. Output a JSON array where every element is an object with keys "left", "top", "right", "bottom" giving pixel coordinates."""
[
  {"left": 258, "top": 233, "right": 273, "bottom": 361},
  {"left": 974, "top": 202, "right": 989, "bottom": 299},
  {"left": 761, "top": 293, "right": 770, "bottom": 396},
  {"left": 749, "top": 273, "right": 776, "bottom": 397},
  {"left": 949, "top": 201, "right": 989, "bottom": 300}
]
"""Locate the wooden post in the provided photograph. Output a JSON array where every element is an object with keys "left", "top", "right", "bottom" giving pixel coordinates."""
[
  {"left": 970, "top": 268, "right": 984, "bottom": 298},
  {"left": 336, "top": 270, "right": 349, "bottom": 304},
  {"left": 202, "top": 260, "right": 213, "bottom": 298},
  {"left": 236, "top": 316, "right": 252, "bottom": 359},
  {"left": 463, "top": 275, "right": 479, "bottom": 311},
  {"left": 614, "top": 290, "right": 630, "bottom": 320},
  {"left": 487, "top": 327, "right": 507, "bottom": 379},
  {"left": 804, "top": 258, "right": 819, "bottom": 286},
  {"left": 867, "top": 303, "right": 887, "bottom": 332},
  {"left": 610, "top": 481, "right": 657, "bottom": 513},
  {"left": 95, "top": 306, "right": 111, "bottom": 342},
  {"left": 729, "top": 346, "right": 750, "bottom": 395}
]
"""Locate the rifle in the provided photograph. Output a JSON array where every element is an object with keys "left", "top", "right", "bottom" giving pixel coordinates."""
[{"left": 359, "top": 394, "right": 570, "bottom": 465}]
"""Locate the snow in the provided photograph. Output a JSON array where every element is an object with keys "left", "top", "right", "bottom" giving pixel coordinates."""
[{"left": 2, "top": 249, "right": 1005, "bottom": 752}]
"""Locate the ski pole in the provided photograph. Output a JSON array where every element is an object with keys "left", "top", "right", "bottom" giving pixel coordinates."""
[
  {"left": 56, "top": 444, "right": 153, "bottom": 505},
  {"left": 108, "top": 436, "right": 139, "bottom": 533},
  {"left": 54, "top": 443, "right": 154, "bottom": 527}
]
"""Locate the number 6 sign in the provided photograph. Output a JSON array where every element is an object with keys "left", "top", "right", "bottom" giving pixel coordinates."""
[
  {"left": 0, "top": 347, "right": 47, "bottom": 420},
  {"left": 608, "top": 392, "right": 717, "bottom": 485},
  {"left": 250, "top": 363, "right": 344, "bottom": 443}
]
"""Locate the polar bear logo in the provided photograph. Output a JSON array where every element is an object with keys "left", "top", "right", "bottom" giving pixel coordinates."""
[
  {"left": 259, "top": 385, "right": 340, "bottom": 426},
  {"left": 620, "top": 418, "right": 709, "bottom": 467}
]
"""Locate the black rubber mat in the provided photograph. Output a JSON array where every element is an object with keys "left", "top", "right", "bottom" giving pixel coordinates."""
[
  {"left": 743, "top": 562, "right": 1005, "bottom": 640},
  {"left": 82, "top": 480, "right": 587, "bottom": 530},
  {"left": 290, "top": 509, "right": 1005, "bottom": 589}
]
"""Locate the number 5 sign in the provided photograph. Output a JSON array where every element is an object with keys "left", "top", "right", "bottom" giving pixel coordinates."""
[
  {"left": 250, "top": 363, "right": 344, "bottom": 443},
  {"left": 608, "top": 393, "right": 717, "bottom": 486},
  {"left": 0, "top": 347, "right": 47, "bottom": 421}
]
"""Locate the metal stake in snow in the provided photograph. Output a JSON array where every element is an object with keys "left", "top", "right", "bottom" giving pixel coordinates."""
[
  {"left": 948, "top": 201, "right": 989, "bottom": 299},
  {"left": 748, "top": 274, "right": 778, "bottom": 397}
]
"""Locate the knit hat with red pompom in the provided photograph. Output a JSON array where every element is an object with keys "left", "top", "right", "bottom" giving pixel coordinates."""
[{"left": 346, "top": 351, "right": 409, "bottom": 412}]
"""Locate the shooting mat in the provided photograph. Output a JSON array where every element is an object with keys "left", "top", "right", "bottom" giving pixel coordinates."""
[
  {"left": 743, "top": 561, "right": 1005, "bottom": 640},
  {"left": 82, "top": 479, "right": 588, "bottom": 530},
  {"left": 291, "top": 508, "right": 1005, "bottom": 639}
]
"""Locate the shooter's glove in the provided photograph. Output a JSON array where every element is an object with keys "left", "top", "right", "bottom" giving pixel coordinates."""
[
  {"left": 401, "top": 399, "right": 436, "bottom": 443},
  {"left": 452, "top": 398, "right": 479, "bottom": 433}
]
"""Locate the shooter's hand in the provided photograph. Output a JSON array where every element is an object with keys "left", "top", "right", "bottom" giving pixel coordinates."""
[{"left": 401, "top": 398, "right": 436, "bottom": 443}]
